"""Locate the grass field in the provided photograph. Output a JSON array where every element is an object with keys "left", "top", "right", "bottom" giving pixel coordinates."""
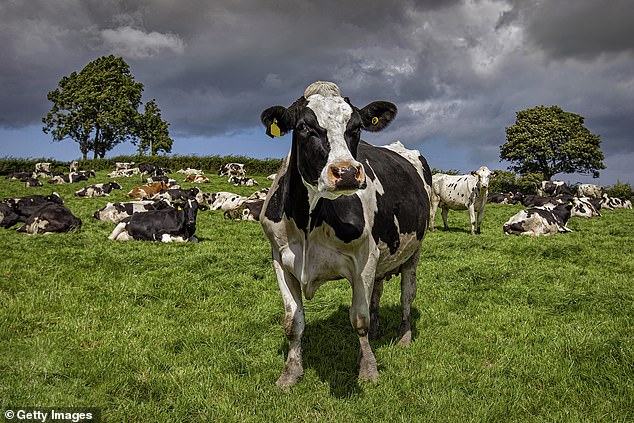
[{"left": 1, "top": 170, "right": 632, "bottom": 422}]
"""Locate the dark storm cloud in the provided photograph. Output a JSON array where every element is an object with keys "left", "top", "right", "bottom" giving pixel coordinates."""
[{"left": 1, "top": 0, "right": 633, "bottom": 184}]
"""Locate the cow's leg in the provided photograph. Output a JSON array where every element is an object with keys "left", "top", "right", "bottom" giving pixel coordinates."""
[
  {"left": 273, "top": 257, "right": 305, "bottom": 388},
  {"left": 441, "top": 207, "right": 449, "bottom": 230},
  {"left": 398, "top": 246, "right": 420, "bottom": 347},
  {"left": 108, "top": 222, "right": 127, "bottom": 240},
  {"left": 428, "top": 196, "right": 439, "bottom": 232},
  {"left": 468, "top": 205, "right": 476, "bottom": 234},
  {"left": 369, "top": 278, "right": 384, "bottom": 341},
  {"left": 350, "top": 277, "right": 378, "bottom": 383},
  {"left": 476, "top": 207, "right": 485, "bottom": 234}
]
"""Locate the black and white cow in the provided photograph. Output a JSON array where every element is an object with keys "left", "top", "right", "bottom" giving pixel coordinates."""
[
  {"left": 537, "top": 180, "right": 573, "bottom": 197},
  {"left": 259, "top": 81, "right": 431, "bottom": 386},
  {"left": 138, "top": 164, "right": 171, "bottom": 180},
  {"left": 521, "top": 194, "right": 571, "bottom": 208},
  {"left": 16, "top": 204, "right": 82, "bottom": 234},
  {"left": 202, "top": 191, "right": 248, "bottom": 211},
  {"left": 108, "top": 168, "right": 140, "bottom": 178},
  {"left": 24, "top": 178, "right": 43, "bottom": 187},
  {"left": 6, "top": 172, "right": 33, "bottom": 180},
  {"left": 487, "top": 192, "right": 523, "bottom": 205},
  {"left": 108, "top": 199, "right": 199, "bottom": 242},
  {"left": 218, "top": 163, "right": 245, "bottom": 177},
  {"left": 503, "top": 203, "right": 573, "bottom": 236},
  {"left": 600, "top": 194, "right": 633, "bottom": 210},
  {"left": 577, "top": 183, "right": 603, "bottom": 199},
  {"left": 48, "top": 173, "right": 90, "bottom": 184},
  {"left": 74, "top": 182, "right": 123, "bottom": 197},
  {"left": 223, "top": 199, "right": 265, "bottom": 221},
  {"left": 0, "top": 203, "right": 21, "bottom": 228},
  {"left": 570, "top": 197, "right": 601, "bottom": 218},
  {"left": 228, "top": 175, "right": 258, "bottom": 186},
  {"left": 429, "top": 166, "right": 495, "bottom": 234},
  {"left": 93, "top": 200, "right": 172, "bottom": 223},
  {"left": 1, "top": 193, "right": 64, "bottom": 223}
]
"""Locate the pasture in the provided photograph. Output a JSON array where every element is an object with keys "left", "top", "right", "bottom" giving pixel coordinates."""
[{"left": 1, "top": 170, "right": 632, "bottom": 422}]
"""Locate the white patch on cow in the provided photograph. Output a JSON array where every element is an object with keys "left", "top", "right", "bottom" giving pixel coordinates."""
[
  {"left": 27, "top": 218, "right": 50, "bottom": 234},
  {"left": 306, "top": 93, "right": 360, "bottom": 198}
]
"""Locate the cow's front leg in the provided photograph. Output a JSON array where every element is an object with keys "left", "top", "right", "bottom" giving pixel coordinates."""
[
  {"left": 468, "top": 205, "right": 477, "bottom": 234},
  {"left": 398, "top": 246, "right": 420, "bottom": 347},
  {"left": 350, "top": 277, "right": 378, "bottom": 383},
  {"left": 369, "top": 278, "right": 384, "bottom": 341},
  {"left": 273, "top": 258, "right": 305, "bottom": 387}
]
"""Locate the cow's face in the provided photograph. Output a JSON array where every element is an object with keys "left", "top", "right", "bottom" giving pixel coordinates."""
[
  {"left": 261, "top": 82, "right": 396, "bottom": 199},
  {"left": 471, "top": 166, "right": 495, "bottom": 189}
]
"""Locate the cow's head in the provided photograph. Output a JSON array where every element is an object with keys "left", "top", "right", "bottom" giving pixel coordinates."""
[
  {"left": 471, "top": 166, "right": 495, "bottom": 190},
  {"left": 261, "top": 81, "right": 397, "bottom": 199}
]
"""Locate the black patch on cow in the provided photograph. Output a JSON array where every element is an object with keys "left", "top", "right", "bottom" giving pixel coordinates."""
[
  {"left": 309, "top": 196, "right": 365, "bottom": 243},
  {"left": 361, "top": 142, "right": 430, "bottom": 253}
]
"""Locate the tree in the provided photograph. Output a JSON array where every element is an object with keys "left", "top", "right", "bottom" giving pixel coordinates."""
[
  {"left": 134, "top": 99, "right": 173, "bottom": 156},
  {"left": 42, "top": 55, "right": 144, "bottom": 160},
  {"left": 500, "top": 105, "right": 605, "bottom": 180}
]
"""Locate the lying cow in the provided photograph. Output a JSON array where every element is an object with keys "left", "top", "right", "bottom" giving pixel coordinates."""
[
  {"left": 577, "top": 183, "right": 603, "bottom": 199},
  {"left": 48, "top": 173, "right": 89, "bottom": 184},
  {"left": 537, "top": 180, "right": 572, "bottom": 197},
  {"left": 570, "top": 197, "right": 601, "bottom": 218},
  {"left": 138, "top": 164, "right": 171, "bottom": 180},
  {"left": 16, "top": 204, "right": 82, "bottom": 234},
  {"left": 125, "top": 182, "right": 169, "bottom": 199},
  {"left": 430, "top": 166, "right": 495, "bottom": 234},
  {"left": 203, "top": 191, "right": 247, "bottom": 211},
  {"left": 0, "top": 203, "right": 21, "bottom": 228},
  {"left": 34, "top": 162, "right": 52, "bottom": 174},
  {"left": 218, "top": 163, "right": 245, "bottom": 177},
  {"left": 185, "top": 174, "right": 210, "bottom": 183},
  {"left": 25, "top": 178, "right": 43, "bottom": 187},
  {"left": 223, "top": 199, "right": 265, "bottom": 221},
  {"left": 108, "top": 168, "right": 140, "bottom": 178},
  {"left": 503, "top": 203, "right": 573, "bottom": 236},
  {"left": 177, "top": 168, "right": 204, "bottom": 176},
  {"left": 259, "top": 81, "right": 431, "bottom": 386},
  {"left": 93, "top": 200, "right": 171, "bottom": 223},
  {"left": 228, "top": 175, "right": 258, "bottom": 186},
  {"left": 75, "top": 182, "right": 123, "bottom": 197},
  {"left": 601, "top": 194, "right": 633, "bottom": 210},
  {"left": 487, "top": 192, "right": 523, "bottom": 205},
  {"left": 108, "top": 199, "right": 199, "bottom": 242},
  {"left": 1, "top": 193, "right": 64, "bottom": 223},
  {"left": 521, "top": 195, "right": 571, "bottom": 208},
  {"left": 153, "top": 187, "right": 206, "bottom": 205},
  {"left": 115, "top": 162, "right": 135, "bottom": 170}
]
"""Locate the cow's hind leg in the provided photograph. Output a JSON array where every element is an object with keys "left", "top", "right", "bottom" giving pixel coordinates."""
[
  {"left": 441, "top": 207, "right": 450, "bottom": 230},
  {"left": 398, "top": 246, "right": 420, "bottom": 347},
  {"left": 369, "top": 278, "right": 384, "bottom": 341},
  {"left": 273, "top": 258, "right": 305, "bottom": 388}
]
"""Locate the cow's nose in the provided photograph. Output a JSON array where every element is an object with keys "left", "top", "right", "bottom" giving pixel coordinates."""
[{"left": 328, "top": 162, "right": 364, "bottom": 190}]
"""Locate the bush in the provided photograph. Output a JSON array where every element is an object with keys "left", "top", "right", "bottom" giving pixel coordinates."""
[
  {"left": 488, "top": 170, "right": 517, "bottom": 193},
  {"left": 606, "top": 180, "right": 633, "bottom": 201}
]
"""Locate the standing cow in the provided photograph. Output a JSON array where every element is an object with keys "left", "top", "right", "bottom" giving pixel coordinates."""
[
  {"left": 260, "top": 81, "right": 431, "bottom": 386},
  {"left": 429, "top": 166, "right": 495, "bottom": 234}
]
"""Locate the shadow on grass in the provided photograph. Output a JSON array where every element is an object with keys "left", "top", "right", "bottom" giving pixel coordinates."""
[{"left": 277, "top": 304, "right": 420, "bottom": 398}]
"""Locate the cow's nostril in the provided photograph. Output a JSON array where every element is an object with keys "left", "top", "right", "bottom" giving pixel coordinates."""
[{"left": 331, "top": 167, "right": 341, "bottom": 178}]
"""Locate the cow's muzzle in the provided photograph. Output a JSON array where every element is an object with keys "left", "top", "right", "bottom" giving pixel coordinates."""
[{"left": 328, "top": 162, "right": 365, "bottom": 191}]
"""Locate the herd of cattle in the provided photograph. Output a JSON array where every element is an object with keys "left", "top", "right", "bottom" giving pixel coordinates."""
[{"left": 1, "top": 161, "right": 272, "bottom": 240}]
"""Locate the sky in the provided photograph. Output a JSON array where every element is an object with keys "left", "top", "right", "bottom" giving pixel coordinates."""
[{"left": 1, "top": 0, "right": 633, "bottom": 186}]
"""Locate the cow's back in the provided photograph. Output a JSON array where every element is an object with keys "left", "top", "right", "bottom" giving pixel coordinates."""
[{"left": 432, "top": 173, "right": 478, "bottom": 210}]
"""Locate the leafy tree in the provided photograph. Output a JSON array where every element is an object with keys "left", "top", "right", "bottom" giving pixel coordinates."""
[
  {"left": 606, "top": 180, "right": 633, "bottom": 201},
  {"left": 500, "top": 105, "right": 605, "bottom": 180},
  {"left": 135, "top": 99, "right": 173, "bottom": 156},
  {"left": 42, "top": 55, "right": 144, "bottom": 160}
]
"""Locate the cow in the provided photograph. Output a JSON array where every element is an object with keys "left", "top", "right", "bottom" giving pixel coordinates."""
[
  {"left": 48, "top": 173, "right": 89, "bottom": 184},
  {"left": 93, "top": 200, "right": 172, "bottom": 223},
  {"left": 259, "top": 81, "right": 431, "bottom": 386},
  {"left": 246, "top": 187, "right": 270, "bottom": 201},
  {"left": 24, "top": 178, "right": 43, "bottom": 187},
  {"left": 487, "top": 192, "right": 523, "bottom": 205},
  {"left": 1, "top": 193, "right": 64, "bottom": 222},
  {"left": 153, "top": 187, "right": 206, "bottom": 204},
  {"left": 34, "top": 162, "right": 52, "bottom": 174},
  {"left": 576, "top": 183, "right": 603, "bottom": 199},
  {"left": 124, "top": 182, "right": 169, "bottom": 199},
  {"left": 503, "top": 203, "right": 573, "bottom": 236},
  {"left": 75, "top": 182, "right": 123, "bottom": 198},
  {"left": 521, "top": 194, "right": 572, "bottom": 208},
  {"left": 177, "top": 168, "right": 205, "bottom": 176},
  {"left": 0, "top": 203, "right": 21, "bottom": 228},
  {"left": 16, "top": 203, "right": 81, "bottom": 234},
  {"left": 218, "top": 163, "right": 245, "bottom": 177},
  {"left": 537, "top": 180, "right": 573, "bottom": 197},
  {"left": 203, "top": 191, "right": 248, "bottom": 211},
  {"left": 69, "top": 160, "right": 79, "bottom": 173},
  {"left": 108, "top": 199, "right": 199, "bottom": 242},
  {"left": 138, "top": 164, "right": 171, "bottom": 180},
  {"left": 429, "top": 166, "right": 495, "bottom": 234},
  {"left": 185, "top": 174, "right": 210, "bottom": 184},
  {"left": 115, "top": 162, "right": 135, "bottom": 170},
  {"left": 228, "top": 175, "right": 258, "bottom": 186},
  {"left": 570, "top": 197, "right": 601, "bottom": 218},
  {"left": 108, "top": 168, "right": 140, "bottom": 178},
  {"left": 223, "top": 199, "right": 265, "bottom": 221},
  {"left": 601, "top": 194, "right": 633, "bottom": 210},
  {"left": 6, "top": 172, "right": 33, "bottom": 180}
]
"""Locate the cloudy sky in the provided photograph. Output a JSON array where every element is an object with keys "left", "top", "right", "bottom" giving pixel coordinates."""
[{"left": 1, "top": 0, "right": 632, "bottom": 185}]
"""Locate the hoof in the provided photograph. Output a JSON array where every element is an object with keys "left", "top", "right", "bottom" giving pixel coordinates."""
[
  {"left": 397, "top": 321, "right": 412, "bottom": 347},
  {"left": 275, "top": 361, "right": 303, "bottom": 388},
  {"left": 358, "top": 349, "right": 379, "bottom": 383}
]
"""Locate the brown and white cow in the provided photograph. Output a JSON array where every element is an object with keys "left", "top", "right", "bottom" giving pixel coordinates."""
[
  {"left": 259, "top": 81, "right": 431, "bottom": 386},
  {"left": 124, "top": 182, "right": 169, "bottom": 199}
]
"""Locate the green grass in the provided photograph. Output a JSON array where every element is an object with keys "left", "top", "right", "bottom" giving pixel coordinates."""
[{"left": 1, "top": 172, "right": 633, "bottom": 422}]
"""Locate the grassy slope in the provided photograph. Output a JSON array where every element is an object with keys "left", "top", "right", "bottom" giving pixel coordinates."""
[{"left": 0, "top": 172, "right": 632, "bottom": 422}]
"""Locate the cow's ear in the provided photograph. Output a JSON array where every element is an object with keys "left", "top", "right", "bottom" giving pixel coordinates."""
[
  {"left": 359, "top": 101, "right": 397, "bottom": 132},
  {"left": 261, "top": 106, "right": 293, "bottom": 138}
]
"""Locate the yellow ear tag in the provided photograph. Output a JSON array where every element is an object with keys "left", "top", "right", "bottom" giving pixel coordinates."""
[
  {"left": 371, "top": 116, "right": 379, "bottom": 126},
  {"left": 177, "top": 205, "right": 182, "bottom": 210},
  {"left": 270, "top": 119, "right": 281, "bottom": 137}
]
